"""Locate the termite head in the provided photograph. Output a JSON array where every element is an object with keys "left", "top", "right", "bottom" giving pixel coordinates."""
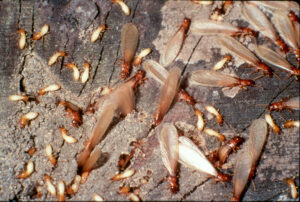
[
  {"left": 215, "top": 172, "right": 231, "bottom": 182},
  {"left": 276, "top": 38, "right": 289, "bottom": 54},
  {"left": 267, "top": 102, "right": 283, "bottom": 111},
  {"left": 257, "top": 62, "right": 273, "bottom": 77},
  {"left": 228, "top": 136, "right": 244, "bottom": 149},
  {"left": 291, "top": 67, "right": 300, "bottom": 76},
  {"left": 230, "top": 196, "right": 240, "bottom": 202},
  {"left": 288, "top": 11, "right": 299, "bottom": 22},
  {"left": 120, "top": 61, "right": 131, "bottom": 79},
  {"left": 168, "top": 175, "right": 179, "bottom": 194},
  {"left": 182, "top": 18, "right": 191, "bottom": 31},
  {"left": 154, "top": 113, "right": 162, "bottom": 126},
  {"left": 178, "top": 89, "right": 195, "bottom": 106},
  {"left": 239, "top": 27, "right": 257, "bottom": 37},
  {"left": 239, "top": 79, "right": 255, "bottom": 87}
]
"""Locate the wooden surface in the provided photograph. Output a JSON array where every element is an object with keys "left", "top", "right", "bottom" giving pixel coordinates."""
[{"left": 0, "top": 0, "right": 299, "bottom": 201}]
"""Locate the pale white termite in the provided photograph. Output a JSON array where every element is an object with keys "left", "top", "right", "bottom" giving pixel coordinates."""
[
  {"left": 93, "top": 193, "right": 105, "bottom": 201},
  {"left": 59, "top": 127, "right": 78, "bottom": 143},
  {"left": 213, "top": 55, "right": 231, "bottom": 70},
  {"left": 133, "top": 48, "right": 152, "bottom": 66},
  {"left": 20, "top": 112, "right": 39, "bottom": 128},
  {"left": 112, "top": 0, "right": 130, "bottom": 15},
  {"left": 81, "top": 62, "right": 90, "bottom": 84},
  {"left": 18, "top": 29, "right": 26, "bottom": 50},
  {"left": 284, "top": 120, "right": 300, "bottom": 128},
  {"left": 9, "top": 95, "right": 29, "bottom": 102},
  {"left": 205, "top": 105, "right": 223, "bottom": 125},
  {"left": 45, "top": 144, "right": 57, "bottom": 166},
  {"left": 38, "top": 84, "right": 61, "bottom": 96},
  {"left": 33, "top": 24, "right": 49, "bottom": 40},
  {"left": 194, "top": 109, "right": 204, "bottom": 131},
  {"left": 48, "top": 51, "right": 67, "bottom": 66},
  {"left": 91, "top": 25, "right": 106, "bottom": 42},
  {"left": 17, "top": 160, "right": 34, "bottom": 179},
  {"left": 204, "top": 128, "right": 226, "bottom": 142},
  {"left": 44, "top": 174, "right": 56, "bottom": 196},
  {"left": 66, "top": 63, "right": 80, "bottom": 81},
  {"left": 265, "top": 113, "right": 280, "bottom": 134},
  {"left": 112, "top": 169, "right": 135, "bottom": 181},
  {"left": 160, "top": 18, "right": 190, "bottom": 67},
  {"left": 286, "top": 178, "right": 298, "bottom": 199},
  {"left": 57, "top": 180, "right": 65, "bottom": 202}
]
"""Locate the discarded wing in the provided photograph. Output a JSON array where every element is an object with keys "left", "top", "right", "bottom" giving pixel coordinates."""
[
  {"left": 142, "top": 59, "right": 169, "bottom": 85},
  {"left": 160, "top": 18, "right": 190, "bottom": 67},
  {"left": 249, "top": 1, "right": 299, "bottom": 12}
]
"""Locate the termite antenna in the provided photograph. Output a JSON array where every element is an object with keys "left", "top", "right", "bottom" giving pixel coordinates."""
[
  {"left": 273, "top": 72, "right": 281, "bottom": 80},
  {"left": 253, "top": 74, "right": 264, "bottom": 81}
]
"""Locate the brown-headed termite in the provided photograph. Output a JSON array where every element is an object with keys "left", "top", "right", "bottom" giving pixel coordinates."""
[
  {"left": 265, "top": 113, "right": 280, "bottom": 134},
  {"left": 119, "top": 23, "right": 139, "bottom": 79},
  {"left": 133, "top": 48, "right": 151, "bottom": 67},
  {"left": 18, "top": 29, "right": 26, "bottom": 50},
  {"left": 111, "top": 0, "right": 130, "bottom": 15},
  {"left": 112, "top": 169, "right": 135, "bottom": 181},
  {"left": 57, "top": 100, "right": 83, "bottom": 127},
  {"left": 91, "top": 25, "right": 107, "bottom": 42},
  {"left": 217, "top": 35, "right": 273, "bottom": 77},
  {"left": 284, "top": 120, "right": 300, "bottom": 128},
  {"left": 158, "top": 123, "right": 179, "bottom": 193},
  {"left": 57, "top": 180, "right": 65, "bottom": 201},
  {"left": 81, "top": 62, "right": 90, "bottom": 84},
  {"left": 205, "top": 105, "right": 223, "bottom": 125},
  {"left": 44, "top": 174, "right": 56, "bottom": 196},
  {"left": 20, "top": 112, "right": 39, "bottom": 128},
  {"left": 45, "top": 144, "right": 57, "bottom": 166},
  {"left": 204, "top": 128, "right": 226, "bottom": 142},
  {"left": 17, "top": 160, "right": 34, "bottom": 179},
  {"left": 9, "top": 95, "right": 29, "bottom": 102},
  {"left": 194, "top": 109, "right": 205, "bottom": 131},
  {"left": 66, "top": 63, "right": 80, "bottom": 81},
  {"left": 218, "top": 136, "right": 244, "bottom": 166},
  {"left": 160, "top": 17, "right": 191, "bottom": 67},
  {"left": 213, "top": 54, "right": 232, "bottom": 70},
  {"left": 59, "top": 127, "right": 78, "bottom": 143},
  {"left": 33, "top": 24, "right": 49, "bottom": 40},
  {"left": 38, "top": 84, "right": 61, "bottom": 96},
  {"left": 267, "top": 96, "right": 300, "bottom": 112},
  {"left": 286, "top": 178, "right": 298, "bottom": 199},
  {"left": 48, "top": 51, "right": 67, "bottom": 66}
]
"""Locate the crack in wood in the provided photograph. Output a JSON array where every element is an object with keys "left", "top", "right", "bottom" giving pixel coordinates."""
[{"left": 181, "top": 178, "right": 211, "bottom": 200}]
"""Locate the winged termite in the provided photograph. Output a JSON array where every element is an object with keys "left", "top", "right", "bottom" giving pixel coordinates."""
[
  {"left": 217, "top": 36, "right": 273, "bottom": 77},
  {"left": 120, "top": 23, "right": 139, "bottom": 79},
  {"left": 242, "top": 2, "right": 289, "bottom": 53},
  {"left": 188, "top": 69, "right": 255, "bottom": 90},
  {"left": 178, "top": 136, "right": 231, "bottom": 182},
  {"left": 255, "top": 45, "right": 300, "bottom": 76},
  {"left": 159, "top": 17, "right": 191, "bottom": 67},
  {"left": 218, "top": 136, "right": 244, "bottom": 166},
  {"left": 154, "top": 67, "right": 181, "bottom": 125},
  {"left": 158, "top": 123, "right": 179, "bottom": 193},
  {"left": 267, "top": 96, "right": 300, "bottom": 111},
  {"left": 190, "top": 19, "right": 256, "bottom": 37},
  {"left": 57, "top": 100, "right": 83, "bottom": 127}
]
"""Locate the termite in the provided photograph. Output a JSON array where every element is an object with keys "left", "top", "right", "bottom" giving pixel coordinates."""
[
  {"left": 265, "top": 113, "right": 280, "bottom": 134},
  {"left": 158, "top": 123, "right": 179, "bottom": 193},
  {"left": 218, "top": 136, "right": 244, "bottom": 166},
  {"left": 204, "top": 128, "right": 226, "bottom": 142},
  {"left": 286, "top": 178, "right": 298, "bottom": 199},
  {"left": 66, "top": 63, "right": 80, "bottom": 81},
  {"left": 9, "top": 95, "right": 29, "bottom": 102},
  {"left": 154, "top": 67, "right": 181, "bottom": 125},
  {"left": 189, "top": 70, "right": 255, "bottom": 92},
  {"left": 217, "top": 36, "right": 273, "bottom": 77},
  {"left": 205, "top": 105, "right": 223, "bottom": 125},
  {"left": 128, "top": 193, "right": 140, "bottom": 201},
  {"left": 111, "top": 0, "right": 130, "bottom": 15},
  {"left": 18, "top": 29, "right": 26, "bottom": 50},
  {"left": 59, "top": 127, "right": 78, "bottom": 143},
  {"left": 45, "top": 144, "right": 57, "bottom": 166},
  {"left": 250, "top": 1, "right": 299, "bottom": 12},
  {"left": 288, "top": 11, "right": 299, "bottom": 23},
  {"left": 242, "top": 2, "right": 289, "bottom": 53},
  {"left": 194, "top": 109, "right": 204, "bottom": 131},
  {"left": 48, "top": 51, "right": 67, "bottom": 66},
  {"left": 267, "top": 97, "right": 300, "bottom": 112},
  {"left": 284, "top": 120, "right": 300, "bottom": 128},
  {"left": 57, "top": 100, "right": 83, "bottom": 127},
  {"left": 255, "top": 45, "right": 300, "bottom": 76},
  {"left": 112, "top": 169, "right": 135, "bottom": 181},
  {"left": 57, "top": 180, "right": 65, "bottom": 201},
  {"left": 120, "top": 23, "right": 139, "bottom": 79},
  {"left": 28, "top": 147, "right": 37, "bottom": 156},
  {"left": 190, "top": 0, "right": 213, "bottom": 5},
  {"left": 213, "top": 54, "right": 232, "bottom": 70},
  {"left": 66, "top": 175, "right": 81, "bottom": 195},
  {"left": 178, "top": 136, "right": 231, "bottom": 182},
  {"left": 190, "top": 19, "right": 257, "bottom": 38},
  {"left": 133, "top": 48, "right": 151, "bottom": 67},
  {"left": 17, "top": 160, "right": 34, "bottom": 179},
  {"left": 44, "top": 174, "right": 56, "bottom": 196},
  {"left": 160, "top": 17, "right": 191, "bottom": 67},
  {"left": 38, "top": 84, "right": 61, "bottom": 96},
  {"left": 91, "top": 25, "right": 106, "bottom": 42},
  {"left": 93, "top": 193, "right": 105, "bottom": 201},
  {"left": 20, "top": 112, "right": 39, "bottom": 128},
  {"left": 33, "top": 24, "right": 49, "bottom": 40},
  {"left": 210, "top": 1, "right": 233, "bottom": 22},
  {"left": 81, "top": 62, "right": 90, "bottom": 84}
]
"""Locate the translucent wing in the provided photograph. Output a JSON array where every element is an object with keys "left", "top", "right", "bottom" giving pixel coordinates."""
[
  {"left": 142, "top": 59, "right": 169, "bottom": 85},
  {"left": 121, "top": 23, "right": 139, "bottom": 63},
  {"left": 283, "top": 97, "right": 300, "bottom": 110}
]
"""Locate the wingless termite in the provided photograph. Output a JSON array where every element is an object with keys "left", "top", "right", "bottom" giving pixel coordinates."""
[
  {"left": 213, "top": 54, "right": 232, "bottom": 71},
  {"left": 119, "top": 23, "right": 139, "bottom": 79},
  {"left": 284, "top": 120, "right": 300, "bottom": 129},
  {"left": 20, "top": 112, "right": 39, "bottom": 128},
  {"left": 33, "top": 24, "right": 49, "bottom": 40},
  {"left": 111, "top": 0, "right": 130, "bottom": 16},
  {"left": 267, "top": 96, "right": 300, "bottom": 112},
  {"left": 286, "top": 178, "right": 298, "bottom": 199},
  {"left": 81, "top": 62, "right": 90, "bottom": 84},
  {"left": 66, "top": 63, "right": 80, "bottom": 81},
  {"left": 217, "top": 36, "right": 273, "bottom": 77},
  {"left": 57, "top": 100, "right": 83, "bottom": 127},
  {"left": 265, "top": 113, "right": 280, "bottom": 134},
  {"left": 38, "top": 84, "right": 61, "bottom": 96},
  {"left": 18, "top": 29, "right": 26, "bottom": 50},
  {"left": 232, "top": 119, "right": 268, "bottom": 201},
  {"left": 204, "top": 128, "right": 226, "bottom": 142},
  {"left": 159, "top": 17, "right": 191, "bottom": 67},
  {"left": 158, "top": 123, "right": 179, "bottom": 193},
  {"left": 45, "top": 144, "right": 57, "bottom": 166},
  {"left": 91, "top": 25, "right": 106, "bottom": 42},
  {"left": 205, "top": 105, "right": 223, "bottom": 125},
  {"left": 44, "top": 174, "right": 56, "bottom": 196},
  {"left": 133, "top": 48, "right": 152, "bottom": 67},
  {"left": 17, "top": 160, "right": 34, "bottom": 179},
  {"left": 57, "top": 180, "right": 66, "bottom": 201},
  {"left": 48, "top": 51, "right": 67, "bottom": 66},
  {"left": 59, "top": 127, "right": 78, "bottom": 144}
]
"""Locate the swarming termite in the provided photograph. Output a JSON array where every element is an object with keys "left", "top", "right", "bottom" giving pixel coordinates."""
[
  {"left": 45, "top": 144, "right": 57, "bottom": 166},
  {"left": 265, "top": 113, "right": 280, "bottom": 134},
  {"left": 178, "top": 136, "right": 231, "bottom": 182},
  {"left": 112, "top": 169, "right": 135, "bottom": 181},
  {"left": 154, "top": 67, "right": 181, "bottom": 125},
  {"left": 160, "top": 17, "right": 191, "bottom": 67},
  {"left": 242, "top": 2, "right": 289, "bottom": 53},
  {"left": 33, "top": 24, "right": 49, "bottom": 40},
  {"left": 213, "top": 54, "right": 232, "bottom": 71},
  {"left": 158, "top": 123, "right": 179, "bottom": 193},
  {"left": 267, "top": 97, "right": 300, "bottom": 112},
  {"left": 38, "top": 84, "right": 61, "bottom": 96},
  {"left": 190, "top": 19, "right": 257, "bottom": 38},
  {"left": 217, "top": 36, "right": 273, "bottom": 77},
  {"left": 218, "top": 136, "right": 244, "bottom": 166},
  {"left": 66, "top": 63, "right": 80, "bottom": 81},
  {"left": 189, "top": 69, "right": 255, "bottom": 90},
  {"left": 57, "top": 100, "right": 83, "bottom": 127},
  {"left": 17, "top": 160, "right": 34, "bottom": 179},
  {"left": 194, "top": 109, "right": 204, "bottom": 131},
  {"left": 120, "top": 23, "right": 139, "bottom": 79},
  {"left": 111, "top": 0, "right": 130, "bottom": 16},
  {"left": 59, "top": 127, "right": 78, "bottom": 143},
  {"left": 48, "top": 51, "right": 67, "bottom": 66},
  {"left": 18, "top": 29, "right": 26, "bottom": 50},
  {"left": 286, "top": 178, "right": 298, "bottom": 199},
  {"left": 57, "top": 180, "right": 66, "bottom": 201},
  {"left": 133, "top": 48, "right": 151, "bottom": 67},
  {"left": 284, "top": 120, "right": 300, "bottom": 128},
  {"left": 81, "top": 62, "right": 90, "bottom": 84},
  {"left": 255, "top": 45, "right": 300, "bottom": 76},
  {"left": 20, "top": 112, "right": 39, "bottom": 128},
  {"left": 205, "top": 105, "right": 223, "bottom": 125},
  {"left": 232, "top": 119, "right": 268, "bottom": 201},
  {"left": 91, "top": 25, "right": 106, "bottom": 42},
  {"left": 204, "top": 128, "right": 226, "bottom": 142},
  {"left": 44, "top": 174, "right": 56, "bottom": 196}
]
